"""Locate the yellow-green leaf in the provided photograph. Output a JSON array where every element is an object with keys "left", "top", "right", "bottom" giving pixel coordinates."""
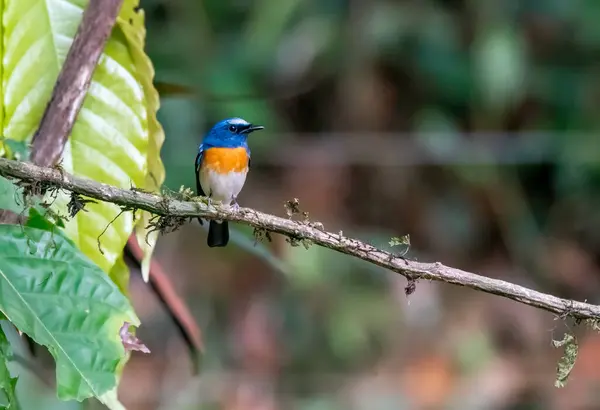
[
  {"left": 0, "top": 223, "right": 138, "bottom": 406},
  {"left": 109, "top": 254, "right": 131, "bottom": 296},
  {"left": 117, "top": 0, "right": 166, "bottom": 282},
  {"left": 2, "top": 0, "right": 157, "bottom": 281}
]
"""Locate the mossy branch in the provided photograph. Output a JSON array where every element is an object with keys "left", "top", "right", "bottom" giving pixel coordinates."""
[{"left": 1, "top": 156, "right": 599, "bottom": 322}]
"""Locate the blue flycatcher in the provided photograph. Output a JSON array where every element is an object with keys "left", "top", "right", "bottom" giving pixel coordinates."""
[{"left": 195, "top": 118, "right": 264, "bottom": 247}]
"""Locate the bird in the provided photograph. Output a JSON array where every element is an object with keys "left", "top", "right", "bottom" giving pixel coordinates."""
[{"left": 195, "top": 117, "right": 264, "bottom": 247}]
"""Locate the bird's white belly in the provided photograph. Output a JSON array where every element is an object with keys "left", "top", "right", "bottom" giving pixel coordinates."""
[{"left": 199, "top": 168, "right": 248, "bottom": 205}]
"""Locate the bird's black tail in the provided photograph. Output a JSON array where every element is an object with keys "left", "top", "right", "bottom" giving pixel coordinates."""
[{"left": 207, "top": 220, "right": 229, "bottom": 247}]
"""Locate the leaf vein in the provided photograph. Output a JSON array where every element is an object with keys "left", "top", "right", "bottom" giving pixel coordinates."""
[{"left": 0, "top": 266, "right": 101, "bottom": 397}]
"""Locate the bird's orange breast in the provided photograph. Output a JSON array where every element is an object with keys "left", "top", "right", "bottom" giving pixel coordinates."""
[{"left": 202, "top": 147, "right": 249, "bottom": 174}]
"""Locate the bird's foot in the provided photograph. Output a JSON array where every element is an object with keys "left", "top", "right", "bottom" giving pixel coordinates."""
[{"left": 231, "top": 196, "right": 240, "bottom": 212}]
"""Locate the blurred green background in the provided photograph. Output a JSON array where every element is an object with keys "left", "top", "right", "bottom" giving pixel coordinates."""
[{"left": 18, "top": 0, "right": 600, "bottom": 409}]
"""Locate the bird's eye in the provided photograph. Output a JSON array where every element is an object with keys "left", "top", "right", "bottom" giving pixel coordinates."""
[{"left": 228, "top": 125, "right": 237, "bottom": 132}]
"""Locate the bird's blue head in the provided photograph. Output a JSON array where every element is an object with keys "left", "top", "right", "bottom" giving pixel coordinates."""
[{"left": 203, "top": 117, "right": 264, "bottom": 148}]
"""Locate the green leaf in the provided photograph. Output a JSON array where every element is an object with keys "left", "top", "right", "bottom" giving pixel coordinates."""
[
  {"left": 2, "top": 0, "right": 157, "bottom": 281},
  {"left": 25, "top": 207, "right": 62, "bottom": 233},
  {"left": 109, "top": 255, "right": 130, "bottom": 296},
  {"left": 0, "top": 325, "right": 18, "bottom": 409},
  {"left": 388, "top": 234, "right": 410, "bottom": 247},
  {"left": 0, "top": 224, "right": 138, "bottom": 405},
  {"left": 116, "top": 0, "right": 166, "bottom": 282},
  {"left": 0, "top": 176, "right": 24, "bottom": 215},
  {"left": 0, "top": 139, "right": 29, "bottom": 162},
  {"left": 0, "top": 140, "right": 29, "bottom": 216},
  {"left": 0, "top": 0, "right": 3, "bottom": 136},
  {"left": 553, "top": 333, "right": 578, "bottom": 388},
  {"left": 388, "top": 234, "right": 410, "bottom": 257}
]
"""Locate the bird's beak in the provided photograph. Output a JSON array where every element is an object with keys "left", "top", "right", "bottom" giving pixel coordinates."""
[{"left": 243, "top": 124, "right": 264, "bottom": 134}]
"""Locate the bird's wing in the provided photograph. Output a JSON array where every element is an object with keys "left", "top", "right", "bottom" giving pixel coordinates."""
[
  {"left": 195, "top": 144, "right": 206, "bottom": 197},
  {"left": 195, "top": 145, "right": 206, "bottom": 226}
]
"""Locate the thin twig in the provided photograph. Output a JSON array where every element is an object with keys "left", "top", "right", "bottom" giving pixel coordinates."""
[
  {"left": 1, "top": 157, "right": 599, "bottom": 321},
  {"left": 0, "top": 0, "right": 123, "bottom": 224},
  {"left": 125, "top": 235, "right": 204, "bottom": 374}
]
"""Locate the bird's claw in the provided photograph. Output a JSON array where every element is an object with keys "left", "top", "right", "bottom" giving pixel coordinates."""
[{"left": 231, "top": 197, "right": 240, "bottom": 212}]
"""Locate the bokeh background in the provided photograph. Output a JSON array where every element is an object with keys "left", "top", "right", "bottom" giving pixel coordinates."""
[{"left": 17, "top": 0, "right": 600, "bottom": 409}]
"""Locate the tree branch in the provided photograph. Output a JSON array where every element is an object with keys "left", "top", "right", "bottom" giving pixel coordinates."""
[
  {"left": 0, "top": 0, "right": 202, "bottom": 369},
  {"left": 125, "top": 235, "right": 204, "bottom": 372},
  {"left": 1, "top": 157, "right": 599, "bottom": 321},
  {"left": 0, "top": 0, "right": 125, "bottom": 361},
  {"left": 29, "top": 0, "right": 124, "bottom": 166},
  {"left": 0, "top": 0, "right": 123, "bottom": 225}
]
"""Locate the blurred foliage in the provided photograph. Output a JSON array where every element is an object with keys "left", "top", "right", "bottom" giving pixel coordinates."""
[
  {"left": 124, "top": 0, "right": 600, "bottom": 408},
  {"left": 17, "top": 0, "right": 600, "bottom": 408}
]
